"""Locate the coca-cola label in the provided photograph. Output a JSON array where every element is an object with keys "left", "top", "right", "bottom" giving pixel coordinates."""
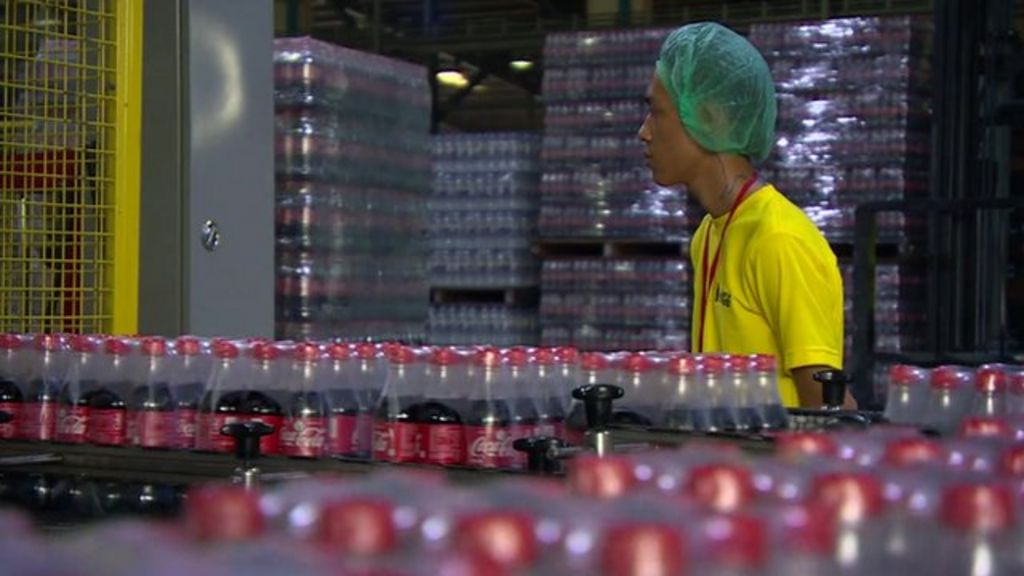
[
  {"left": 249, "top": 415, "right": 283, "bottom": 456},
  {"left": 175, "top": 408, "right": 197, "bottom": 450},
  {"left": 372, "top": 420, "right": 420, "bottom": 463},
  {"left": 196, "top": 413, "right": 241, "bottom": 453},
  {"left": 354, "top": 413, "right": 373, "bottom": 455},
  {"left": 89, "top": 408, "right": 126, "bottom": 446},
  {"left": 20, "top": 401, "right": 56, "bottom": 441},
  {"left": 56, "top": 405, "right": 89, "bottom": 444},
  {"left": 504, "top": 424, "right": 534, "bottom": 469},
  {"left": 132, "top": 410, "right": 176, "bottom": 449},
  {"left": 281, "top": 416, "right": 326, "bottom": 458},
  {"left": 465, "top": 425, "right": 511, "bottom": 469},
  {"left": 327, "top": 414, "right": 359, "bottom": 456},
  {"left": 0, "top": 401, "right": 20, "bottom": 439},
  {"left": 422, "top": 424, "right": 465, "bottom": 467}
]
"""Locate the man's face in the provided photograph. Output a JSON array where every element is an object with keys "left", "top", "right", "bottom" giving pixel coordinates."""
[{"left": 637, "top": 74, "right": 704, "bottom": 187}]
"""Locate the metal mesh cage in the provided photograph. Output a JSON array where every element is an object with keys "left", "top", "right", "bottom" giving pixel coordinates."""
[{"left": 0, "top": 0, "right": 140, "bottom": 334}]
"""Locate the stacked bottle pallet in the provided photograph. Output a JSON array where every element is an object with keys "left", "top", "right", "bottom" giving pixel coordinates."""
[
  {"left": 428, "top": 133, "right": 541, "bottom": 346},
  {"left": 539, "top": 30, "right": 697, "bottom": 352},
  {"left": 273, "top": 37, "right": 430, "bottom": 342},
  {"left": 749, "top": 16, "right": 932, "bottom": 245},
  {"left": 540, "top": 257, "right": 691, "bottom": 351}
]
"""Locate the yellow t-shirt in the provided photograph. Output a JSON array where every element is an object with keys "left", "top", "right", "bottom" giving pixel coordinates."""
[{"left": 690, "top": 183, "right": 844, "bottom": 407}]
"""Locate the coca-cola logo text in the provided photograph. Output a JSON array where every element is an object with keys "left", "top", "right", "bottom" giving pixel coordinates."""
[{"left": 469, "top": 431, "right": 508, "bottom": 459}]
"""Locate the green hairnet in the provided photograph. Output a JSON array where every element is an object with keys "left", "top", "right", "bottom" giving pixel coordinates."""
[{"left": 656, "top": 22, "right": 777, "bottom": 162}]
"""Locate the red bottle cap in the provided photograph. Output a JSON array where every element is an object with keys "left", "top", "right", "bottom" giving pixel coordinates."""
[
  {"left": 600, "top": 522, "right": 686, "bottom": 576},
  {"left": 975, "top": 368, "right": 1008, "bottom": 393},
  {"left": 293, "top": 342, "right": 321, "bottom": 362},
  {"left": 810, "top": 472, "right": 886, "bottom": 524},
  {"left": 456, "top": 511, "right": 538, "bottom": 571},
  {"left": 568, "top": 454, "right": 636, "bottom": 500},
  {"left": 175, "top": 337, "right": 202, "bottom": 356},
  {"left": 213, "top": 340, "right": 240, "bottom": 360},
  {"left": 140, "top": 337, "right": 167, "bottom": 357},
  {"left": 700, "top": 355, "right": 726, "bottom": 376},
  {"left": 930, "top": 366, "right": 969, "bottom": 390},
  {"left": 959, "top": 417, "right": 1012, "bottom": 439},
  {"left": 431, "top": 347, "right": 463, "bottom": 366},
  {"left": 703, "top": 514, "right": 766, "bottom": 569},
  {"left": 775, "top": 432, "right": 838, "bottom": 459},
  {"left": 389, "top": 346, "right": 418, "bottom": 365},
  {"left": 555, "top": 347, "right": 579, "bottom": 364},
  {"left": 249, "top": 342, "right": 280, "bottom": 361},
  {"left": 727, "top": 355, "right": 751, "bottom": 372},
  {"left": 327, "top": 343, "right": 350, "bottom": 361},
  {"left": 69, "top": 335, "right": 98, "bottom": 354},
  {"left": 685, "top": 463, "right": 755, "bottom": 513},
  {"left": 940, "top": 483, "right": 1016, "bottom": 534},
  {"left": 316, "top": 498, "right": 396, "bottom": 555},
  {"left": 354, "top": 343, "right": 378, "bottom": 360},
  {"left": 473, "top": 347, "right": 502, "bottom": 368},
  {"left": 33, "top": 333, "right": 64, "bottom": 352},
  {"left": 888, "top": 364, "right": 923, "bottom": 387},
  {"left": 104, "top": 338, "right": 132, "bottom": 356},
  {"left": 667, "top": 354, "right": 697, "bottom": 376},
  {"left": 750, "top": 354, "right": 776, "bottom": 372},
  {"left": 621, "top": 353, "right": 652, "bottom": 373},
  {"left": 0, "top": 334, "right": 22, "bottom": 350},
  {"left": 999, "top": 444, "right": 1024, "bottom": 476},
  {"left": 580, "top": 352, "right": 609, "bottom": 371},
  {"left": 504, "top": 348, "right": 530, "bottom": 367},
  {"left": 883, "top": 438, "right": 945, "bottom": 467},
  {"left": 532, "top": 348, "right": 556, "bottom": 366},
  {"left": 185, "top": 484, "right": 265, "bottom": 541}
]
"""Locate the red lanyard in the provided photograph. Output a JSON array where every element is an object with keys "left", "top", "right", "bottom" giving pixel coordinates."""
[{"left": 697, "top": 173, "right": 759, "bottom": 353}]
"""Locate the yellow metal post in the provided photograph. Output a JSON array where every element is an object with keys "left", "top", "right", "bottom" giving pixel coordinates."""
[{"left": 111, "top": 0, "right": 141, "bottom": 334}]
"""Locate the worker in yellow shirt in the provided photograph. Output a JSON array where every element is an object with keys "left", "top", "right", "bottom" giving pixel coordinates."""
[{"left": 637, "top": 22, "right": 852, "bottom": 409}]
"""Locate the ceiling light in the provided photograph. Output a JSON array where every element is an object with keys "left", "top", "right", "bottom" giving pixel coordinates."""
[
  {"left": 436, "top": 70, "right": 469, "bottom": 88},
  {"left": 509, "top": 59, "right": 534, "bottom": 72}
]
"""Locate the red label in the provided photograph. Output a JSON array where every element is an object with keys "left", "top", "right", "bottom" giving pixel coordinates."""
[
  {"left": 56, "top": 405, "right": 90, "bottom": 444},
  {"left": 132, "top": 410, "right": 176, "bottom": 449},
  {"left": 327, "top": 414, "right": 359, "bottom": 456},
  {"left": 372, "top": 420, "right": 420, "bottom": 463},
  {"left": 422, "top": 423, "right": 465, "bottom": 466},
  {"left": 175, "top": 408, "right": 197, "bottom": 450},
  {"left": 89, "top": 408, "right": 126, "bottom": 446},
  {"left": 465, "top": 425, "right": 511, "bottom": 469},
  {"left": 0, "top": 401, "right": 21, "bottom": 440},
  {"left": 281, "top": 416, "right": 327, "bottom": 458},
  {"left": 20, "top": 401, "right": 56, "bottom": 441},
  {"left": 504, "top": 424, "right": 535, "bottom": 469},
  {"left": 196, "top": 413, "right": 241, "bottom": 453},
  {"left": 355, "top": 413, "right": 373, "bottom": 455}
]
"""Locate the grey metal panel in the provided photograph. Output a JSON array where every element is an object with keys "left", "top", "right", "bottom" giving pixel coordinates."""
[
  {"left": 184, "top": 0, "right": 275, "bottom": 338},
  {"left": 138, "top": 0, "right": 185, "bottom": 336}
]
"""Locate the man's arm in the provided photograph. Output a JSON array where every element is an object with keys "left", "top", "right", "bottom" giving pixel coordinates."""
[{"left": 792, "top": 365, "right": 858, "bottom": 409}]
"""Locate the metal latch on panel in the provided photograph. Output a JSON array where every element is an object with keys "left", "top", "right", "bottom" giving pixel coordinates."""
[{"left": 201, "top": 219, "right": 221, "bottom": 251}]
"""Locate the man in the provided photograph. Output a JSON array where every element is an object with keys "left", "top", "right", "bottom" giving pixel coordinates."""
[{"left": 637, "top": 22, "right": 849, "bottom": 408}]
